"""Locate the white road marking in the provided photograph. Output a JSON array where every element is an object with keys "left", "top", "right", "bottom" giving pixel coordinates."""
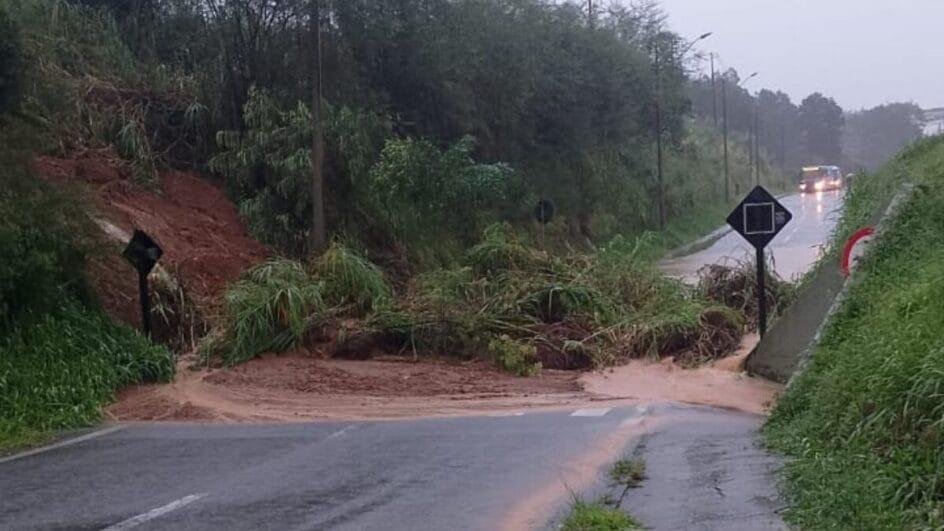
[
  {"left": 326, "top": 425, "right": 356, "bottom": 439},
  {"left": 570, "top": 408, "right": 611, "bottom": 417},
  {"left": 487, "top": 411, "right": 526, "bottom": 417},
  {"left": 0, "top": 425, "right": 125, "bottom": 466},
  {"left": 102, "top": 494, "right": 208, "bottom": 531}
]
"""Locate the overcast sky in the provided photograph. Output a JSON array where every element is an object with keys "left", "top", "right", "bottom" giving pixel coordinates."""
[{"left": 654, "top": 0, "right": 944, "bottom": 111}]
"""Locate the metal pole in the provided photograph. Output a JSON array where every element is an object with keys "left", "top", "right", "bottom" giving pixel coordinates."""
[
  {"left": 710, "top": 54, "right": 718, "bottom": 128},
  {"left": 748, "top": 108, "right": 754, "bottom": 182},
  {"left": 138, "top": 270, "right": 151, "bottom": 338},
  {"left": 756, "top": 246, "right": 767, "bottom": 338},
  {"left": 655, "top": 46, "right": 665, "bottom": 230},
  {"left": 722, "top": 75, "right": 729, "bottom": 202},
  {"left": 754, "top": 104, "right": 760, "bottom": 185}
]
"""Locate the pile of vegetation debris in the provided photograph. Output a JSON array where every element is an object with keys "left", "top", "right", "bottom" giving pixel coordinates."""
[{"left": 202, "top": 225, "right": 796, "bottom": 375}]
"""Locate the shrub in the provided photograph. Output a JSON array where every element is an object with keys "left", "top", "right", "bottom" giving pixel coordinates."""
[
  {"left": 0, "top": 304, "right": 174, "bottom": 448},
  {"left": 466, "top": 223, "right": 541, "bottom": 278},
  {"left": 219, "top": 259, "right": 324, "bottom": 365},
  {"left": 488, "top": 334, "right": 541, "bottom": 377},
  {"left": 313, "top": 241, "right": 390, "bottom": 314},
  {"left": 0, "top": 156, "right": 96, "bottom": 333}
]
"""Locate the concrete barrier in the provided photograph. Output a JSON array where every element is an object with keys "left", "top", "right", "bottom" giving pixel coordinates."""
[{"left": 745, "top": 186, "right": 912, "bottom": 383}]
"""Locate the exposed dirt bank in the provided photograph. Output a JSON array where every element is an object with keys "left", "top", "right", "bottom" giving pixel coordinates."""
[{"left": 35, "top": 151, "right": 268, "bottom": 319}]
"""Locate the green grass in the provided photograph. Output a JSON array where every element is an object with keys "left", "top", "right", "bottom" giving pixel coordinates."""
[
  {"left": 765, "top": 136, "right": 944, "bottom": 529},
  {"left": 609, "top": 458, "right": 647, "bottom": 489},
  {"left": 0, "top": 305, "right": 175, "bottom": 451},
  {"left": 313, "top": 241, "right": 391, "bottom": 314},
  {"left": 562, "top": 500, "right": 641, "bottom": 531}
]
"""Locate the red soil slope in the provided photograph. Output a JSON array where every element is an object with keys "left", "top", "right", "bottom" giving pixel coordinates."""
[{"left": 35, "top": 151, "right": 268, "bottom": 316}]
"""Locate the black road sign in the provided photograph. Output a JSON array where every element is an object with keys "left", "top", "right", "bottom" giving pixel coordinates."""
[
  {"left": 726, "top": 186, "right": 792, "bottom": 249},
  {"left": 726, "top": 186, "right": 793, "bottom": 339},
  {"left": 123, "top": 230, "right": 163, "bottom": 275},
  {"left": 122, "top": 230, "right": 163, "bottom": 338},
  {"left": 534, "top": 199, "right": 555, "bottom": 225}
]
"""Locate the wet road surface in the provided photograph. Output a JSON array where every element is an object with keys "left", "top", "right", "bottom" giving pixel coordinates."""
[
  {"left": 0, "top": 404, "right": 784, "bottom": 531},
  {"left": 661, "top": 191, "right": 844, "bottom": 282}
]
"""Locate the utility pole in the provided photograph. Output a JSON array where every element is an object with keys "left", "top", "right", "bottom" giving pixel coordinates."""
[
  {"left": 722, "top": 75, "right": 729, "bottom": 202},
  {"left": 310, "top": 0, "right": 327, "bottom": 254},
  {"left": 654, "top": 45, "right": 665, "bottom": 230},
  {"left": 652, "top": 32, "right": 712, "bottom": 226},
  {"left": 755, "top": 108, "right": 761, "bottom": 185},
  {"left": 748, "top": 106, "right": 754, "bottom": 182},
  {"left": 710, "top": 53, "right": 718, "bottom": 128},
  {"left": 721, "top": 74, "right": 731, "bottom": 203}
]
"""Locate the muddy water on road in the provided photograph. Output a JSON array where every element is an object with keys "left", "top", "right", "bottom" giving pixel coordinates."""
[{"left": 661, "top": 191, "right": 844, "bottom": 283}]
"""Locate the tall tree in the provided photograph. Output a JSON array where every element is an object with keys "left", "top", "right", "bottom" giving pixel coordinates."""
[
  {"left": 798, "top": 92, "right": 844, "bottom": 164},
  {"left": 310, "top": 0, "right": 327, "bottom": 253},
  {"left": 0, "top": 7, "right": 20, "bottom": 114}
]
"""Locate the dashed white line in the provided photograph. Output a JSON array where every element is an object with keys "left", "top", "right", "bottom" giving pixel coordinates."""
[
  {"left": 0, "top": 425, "right": 125, "bottom": 465},
  {"left": 102, "top": 493, "right": 208, "bottom": 531},
  {"left": 570, "top": 408, "right": 611, "bottom": 417}
]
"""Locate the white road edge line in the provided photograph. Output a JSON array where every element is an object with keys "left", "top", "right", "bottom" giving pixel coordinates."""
[
  {"left": 326, "top": 425, "right": 356, "bottom": 439},
  {"left": 0, "top": 425, "right": 125, "bottom": 466},
  {"left": 102, "top": 493, "right": 208, "bottom": 531},
  {"left": 570, "top": 408, "right": 611, "bottom": 417}
]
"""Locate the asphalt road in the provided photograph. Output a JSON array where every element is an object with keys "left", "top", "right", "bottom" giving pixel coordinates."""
[
  {"left": 661, "top": 191, "right": 844, "bottom": 282},
  {"left": 0, "top": 404, "right": 782, "bottom": 531}
]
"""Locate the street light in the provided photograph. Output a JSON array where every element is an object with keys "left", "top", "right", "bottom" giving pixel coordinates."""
[
  {"left": 722, "top": 70, "right": 758, "bottom": 202},
  {"left": 654, "top": 31, "right": 712, "bottom": 230}
]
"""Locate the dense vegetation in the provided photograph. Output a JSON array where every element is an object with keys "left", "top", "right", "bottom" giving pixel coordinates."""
[
  {"left": 0, "top": 2, "right": 174, "bottom": 451},
  {"left": 766, "top": 136, "right": 944, "bottom": 529}
]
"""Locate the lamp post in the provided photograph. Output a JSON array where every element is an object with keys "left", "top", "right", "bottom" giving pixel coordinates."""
[
  {"left": 654, "top": 32, "right": 711, "bottom": 230},
  {"left": 722, "top": 70, "right": 757, "bottom": 202}
]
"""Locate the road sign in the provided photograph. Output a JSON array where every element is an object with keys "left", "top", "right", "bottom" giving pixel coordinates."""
[
  {"left": 840, "top": 227, "right": 874, "bottom": 277},
  {"left": 726, "top": 186, "right": 792, "bottom": 249},
  {"left": 726, "top": 186, "right": 793, "bottom": 338},
  {"left": 122, "top": 230, "right": 163, "bottom": 338},
  {"left": 123, "top": 230, "right": 163, "bottom": 275},
  {"left": 534, "top": 199, "right": 555, "bottom": 225}
]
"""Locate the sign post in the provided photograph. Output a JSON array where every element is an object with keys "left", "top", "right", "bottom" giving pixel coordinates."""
[
  {"left": 122, "top": 230, "right": 163, "bottom": 338},
  {"left": 726, "top": 186, "right": 792, "bottom": 337},
  {"left": 534, "top": 199, "right": 555, "bottom": 251}
]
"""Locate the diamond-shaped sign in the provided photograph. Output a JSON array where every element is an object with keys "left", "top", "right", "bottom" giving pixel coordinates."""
[
  {"left": 727, "top": 186, "right": 792, "bottom": 249},
  {"left": 122, "top": 229, "right": 163, "bottom": 274}
]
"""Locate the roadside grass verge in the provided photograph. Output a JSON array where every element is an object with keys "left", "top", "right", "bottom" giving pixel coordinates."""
[
  {"left": 0, "top": 305, "right": 175, "bottom": 452},
  {"left": 764, "top": 136, "right": 944, "bottom": 529}
]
